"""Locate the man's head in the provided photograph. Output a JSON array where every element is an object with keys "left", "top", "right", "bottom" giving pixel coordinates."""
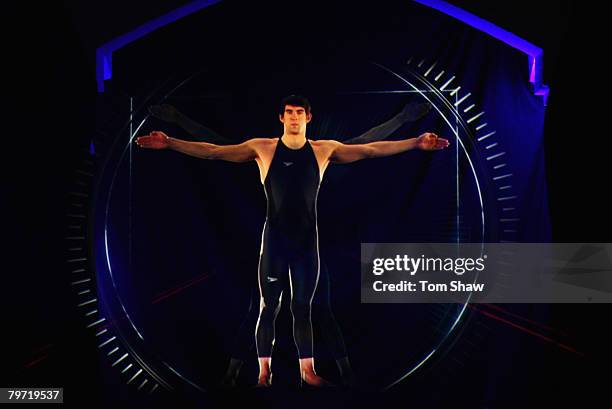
[{"left": 279, "top": 95, "right": 312, "bottom": 135}]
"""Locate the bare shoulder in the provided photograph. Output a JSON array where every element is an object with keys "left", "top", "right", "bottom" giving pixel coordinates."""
[
  {"left": 310, "top": 139, "right": 341, "bottom": 151},
  {"left": 245, "top": 137, "right": 277, "bottom": 151},
  {"left": 246, "top": 137, "right": 278, "bottom": 159},
  {"left": 245, "top": 137, "right": 277, "bottom": 146}
]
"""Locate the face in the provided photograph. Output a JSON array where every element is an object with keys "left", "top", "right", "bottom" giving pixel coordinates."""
[{"left": 279, "top": 104, "right": 312, "bottom": 135}]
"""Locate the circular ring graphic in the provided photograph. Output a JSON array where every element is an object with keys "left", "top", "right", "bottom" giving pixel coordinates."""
[{"left": 69, "top": 57, "right": 517, "bottom": 395}]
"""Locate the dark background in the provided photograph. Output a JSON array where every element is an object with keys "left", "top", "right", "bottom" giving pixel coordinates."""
[{"left": 3, "top": 1, "right": 609, "bottom": 407}]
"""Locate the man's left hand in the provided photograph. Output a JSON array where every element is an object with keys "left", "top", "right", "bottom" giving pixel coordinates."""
[{"left": 416, "top": 132, "right": 450, "bottom": 150}]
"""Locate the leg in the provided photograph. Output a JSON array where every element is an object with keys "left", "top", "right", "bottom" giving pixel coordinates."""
[
  {"left": 221, "top": 285, "right": 260, "bottom": 387},
  {"left": 313, "top": 259, "right": 355, "bottom": 386},
  {"left": 255, "top": 230, "right": 287, "bottom": 386},
  {"left": 290, "top": 246, "right": 333, "bottom": 387},
  {"left": 220, "top": 358, "right": 243, "bottom": 388}
]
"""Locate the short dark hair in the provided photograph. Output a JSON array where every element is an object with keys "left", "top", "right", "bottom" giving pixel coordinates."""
[{"left": 279, "top": 95, "right": 311, "bottom": 116}]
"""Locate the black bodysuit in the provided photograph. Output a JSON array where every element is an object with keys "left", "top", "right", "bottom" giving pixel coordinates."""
[{"left": 255, "top": 137, "right": 321, "bottom": 358}]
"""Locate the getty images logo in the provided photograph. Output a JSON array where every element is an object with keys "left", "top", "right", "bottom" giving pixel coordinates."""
[{"left": 372, "top": 254, "right": 487, "bottom": 276}]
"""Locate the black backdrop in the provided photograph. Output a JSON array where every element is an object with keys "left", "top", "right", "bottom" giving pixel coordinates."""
[{"left": 3, "top": 1, "right": 611, "bottom": 407}]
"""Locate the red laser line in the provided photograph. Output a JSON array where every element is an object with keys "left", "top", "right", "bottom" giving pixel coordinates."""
[
  {"left": 152, "top": 271, "right": 211, "bottom": 300},
  {"left": 23, "top": 344, "right": 55, "bottom": 370},
  {"left": 480, "top": 303, "right": 569, "bottom": 336},
  {"left": 151, "top": 272, "right": 215, "bottom": 304},
  {"left": 88, "top": 273, "right": 215, "bottom": 330},
  {"left": 470, "top": 305, "right": 584, "bottom": 357},
  {"left": 24, "top": 354, "right": 49, "bottom": 369}
]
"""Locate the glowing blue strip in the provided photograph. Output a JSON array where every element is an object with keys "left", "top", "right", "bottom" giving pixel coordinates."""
[
  {"left": 414, "top": 0, "right": 549, "bottom": 104},
  {"left": 96, "top": 0, "right": 221, "bottom": 92}
]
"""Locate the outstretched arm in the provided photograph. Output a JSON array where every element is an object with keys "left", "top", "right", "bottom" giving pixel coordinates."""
[
  {"left": 135, "top": 131, "right": 258, "bottom": 162},
  {"left": 329, "top": 133, "right": 449, "bottom": 164},
  {"left": 148, "top": 104, "right": 234, "bottom": 145},
  {"left": 343, "top": 102, "right": 431, "bottom": 145}
]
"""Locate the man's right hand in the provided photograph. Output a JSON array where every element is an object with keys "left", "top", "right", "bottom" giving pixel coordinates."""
[
  {"left": 149, "top": 104, "right": 179, "bottom": 123},
  {"left": 136, "top": 131, "right": 171, "bottom": 149}
]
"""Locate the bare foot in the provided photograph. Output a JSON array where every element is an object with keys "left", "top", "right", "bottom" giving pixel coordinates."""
[
  {"left": 255, "top": 373, "right": 272, "bottom": 388},
  {"left": 302, "top": 372, "right": 334, "bottom": 387}
]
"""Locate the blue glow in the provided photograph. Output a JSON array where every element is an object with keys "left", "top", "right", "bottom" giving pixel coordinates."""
[
  {"left": 414, "top": 0, "right": 549, "bottom": 104},
  {"left": 96, "top": 0, "right": 221, "bottom": 92},
  {"left": 96, "top": 0, "right": 550, "bottom": 103}
]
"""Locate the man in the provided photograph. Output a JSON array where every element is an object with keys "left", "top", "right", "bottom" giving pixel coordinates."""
[
  {"left": 136, "top": 95, "right": 449, "bottom": 387},
  {"left": 147, "top": 100, "right": 431, "bottom": 388}
]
